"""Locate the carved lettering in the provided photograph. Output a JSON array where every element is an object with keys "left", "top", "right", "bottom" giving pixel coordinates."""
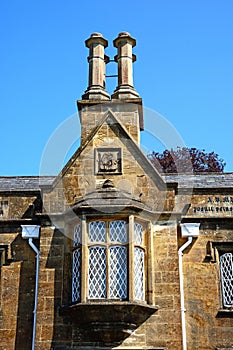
[{"left": 193, "top": 196, "right": 233, "bottom": 215}]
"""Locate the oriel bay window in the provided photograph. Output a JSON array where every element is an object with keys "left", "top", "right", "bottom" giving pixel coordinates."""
[{"left": 72, "top": 216, "right": 149, "bottom": 304}]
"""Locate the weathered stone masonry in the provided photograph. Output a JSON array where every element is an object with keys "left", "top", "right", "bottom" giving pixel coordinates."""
[{"left": 0, "top": 33, "right": 232, "bottom": 350}]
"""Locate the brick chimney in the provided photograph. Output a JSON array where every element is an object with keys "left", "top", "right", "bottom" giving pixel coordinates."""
[
  {"left": 112, "top": 32, "right": 139, "bottom": 99},
  {"left": 82, "top": 33, "right": 110, "bottom": 100}
]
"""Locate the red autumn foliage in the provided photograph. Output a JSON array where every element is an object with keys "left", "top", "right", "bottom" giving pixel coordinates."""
[{"left": 148, "top": 147, "right": 226, "bottom": 174}]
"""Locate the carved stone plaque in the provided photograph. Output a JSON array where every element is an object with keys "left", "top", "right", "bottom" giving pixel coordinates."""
[{"left": 95, "top": 148, "right": 122, "bottom": 174}]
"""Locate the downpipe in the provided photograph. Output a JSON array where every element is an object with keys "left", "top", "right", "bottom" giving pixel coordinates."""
[
  {"left": 28, "top": 238, "right": 40, "bottom": 350},
  {"left": 178, "top": 236, "right": 193, "bottom": 350}
]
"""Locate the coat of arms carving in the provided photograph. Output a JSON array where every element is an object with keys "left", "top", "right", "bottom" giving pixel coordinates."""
[{"left": 95, "top": 148, "right": 122, "bottom": 174}]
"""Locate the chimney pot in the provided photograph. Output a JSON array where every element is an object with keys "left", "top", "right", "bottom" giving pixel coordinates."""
[
  {"left": 112, "top": 32, "right": 139, "bottom": 99},
  {"left": 118, "top": 31, "right": 131, "bottom": 37},
  {"left": 82, "top": 32, "right": 110, "bottom": 100},
  {"left": 91, "top": 32, "right": 103, "bottom": 37}
]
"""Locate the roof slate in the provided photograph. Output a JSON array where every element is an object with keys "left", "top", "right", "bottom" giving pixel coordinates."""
[
  {"left": 0, "top": 173, "right": 232, "bottom": 192},
  {"left": 0, "top": 176, "right": 55, "bottom": 191},
  {"left": 163, "top": 173, "right": 233, "bottom": 188}
]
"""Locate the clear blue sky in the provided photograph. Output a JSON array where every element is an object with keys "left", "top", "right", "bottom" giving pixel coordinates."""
[{"left": 1, "top": 0, "right": 233, "bottom": 175}]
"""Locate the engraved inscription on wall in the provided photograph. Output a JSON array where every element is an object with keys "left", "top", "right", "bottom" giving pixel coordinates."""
[{"left": 193, "top": 196, "right": 233, "bottom": 215}]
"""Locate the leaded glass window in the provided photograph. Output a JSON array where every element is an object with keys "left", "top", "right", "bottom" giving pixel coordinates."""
[
  {"left": 134, "top": 247, "right": 145, "bottom": 300},
  {"left": 134, "top": 222, "right": 143, "bottom": 245},
  {"left": 88, "top": 220, "right": 127, "bottom": 299},
  {"left": 88, "top": 246, "right": 107, "bottom": 298},
  {"left": 89, "top": 221, "right": 106, "bottom": 242},
  {"left": 110, "top": 220, "right": 127, "bottom": 243},
  {"left": 71, "top": 217, "right": 148, "bottom": 303},
  {"left": 133, "top": 222, "right": 145, "bottom": 301},
  {"left": 72, "top": 249, "right": 81, "bottom": 302},
  {"left": 220, "top": 252, "right": 233, "bottom": 307},
  {"left": 72, "top": 223, "right": 82, "bottom": 302},
  {"left": 109, "top": 246, "right": 127, "bottom": 298},
  {"left": 74, "top": 223, "right": 81, "bottom": 246}
]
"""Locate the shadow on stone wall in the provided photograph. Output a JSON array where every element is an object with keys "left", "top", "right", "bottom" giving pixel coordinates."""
[
  {"left": 14, "top": 234, "right": 35, "bottom": 350},
  {"left": 46, "top": 228, "right": 73, "bottom": 349}
]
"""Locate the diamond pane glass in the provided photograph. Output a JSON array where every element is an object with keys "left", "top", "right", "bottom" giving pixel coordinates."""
[
  {"left": 89, "top": 221, "right": 106, "bottom": 242},
  {"left": 134, "top": 247, "right": 144, "bottom": 300},
  {"left": 72, "top": 249, "right": 81, "bottom": 302},
  {"left": 134, "top": 222, "right": 143, "bottom": 245},
  {"left": 110, "top": 220, "right": 127, "bottom": 242},
  {"left": 74, "top": 224, "right": 81, "bottom": 247},
  {"left": 88, "top": 246, "right": 106, "bottom": 298},
  {"left": 220, "top": 253, "right": 233, "bottom": 307},
  {"left": 109, "top": 246, "right": 127, "bottom": 298}
]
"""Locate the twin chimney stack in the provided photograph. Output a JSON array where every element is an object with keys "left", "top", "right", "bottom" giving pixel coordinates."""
[
  {"left": 78, "top": 32, "right": 143, "bottom": 146},
  {"left": 82, "top": 32, "right": 139, "bottom": 100}
]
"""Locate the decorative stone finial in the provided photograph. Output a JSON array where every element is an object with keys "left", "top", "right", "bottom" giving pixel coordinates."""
[{"left": 102, "top": 179, "right": 115, "bottom": 188}]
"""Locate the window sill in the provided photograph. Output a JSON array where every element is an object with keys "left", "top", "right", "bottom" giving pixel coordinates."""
[
  {"left": 60, "top": 301, "right": 158, "bottom": 344},
  {"left": 217, "top": 309, "right": 233, "bottom": 318},
  {"left": 60, "top": 300, "right": 158, "bottom": 323}
]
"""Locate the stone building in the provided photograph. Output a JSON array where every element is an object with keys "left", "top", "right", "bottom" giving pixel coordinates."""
[{"left": 0, "top": 32, "right": 232, "bottom": 350}]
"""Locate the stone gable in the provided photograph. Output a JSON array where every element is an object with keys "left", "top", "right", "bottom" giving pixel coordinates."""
[{"left": 43, "top": 109, "right": 171, "bottom": 217}]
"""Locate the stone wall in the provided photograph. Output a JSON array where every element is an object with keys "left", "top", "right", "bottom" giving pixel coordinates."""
[
  {"left": 183, "top": 220, "right": 233, "bottom": 350},
  {"left": 0, "top": 232, "right": 36, "bottom": 350},
  {"left": 0, "top": 192, "right": 42, "bottom": 350},
  {"left": 0, "top": 189, "right": 233, "bottom": 349}
]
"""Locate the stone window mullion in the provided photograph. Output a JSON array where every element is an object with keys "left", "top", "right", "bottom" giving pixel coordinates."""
[
  {"left": 106, "top": 222, "right": 110, "bottom": 299},
  {"left": 81, "top": 216, "right": 88, "bottom": 303},
  {"left": 128, "top": 215, "right": 135, "bottom": 301},
  {"left": 147, "top": 222, "right": 154, "bottom": 305}
]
